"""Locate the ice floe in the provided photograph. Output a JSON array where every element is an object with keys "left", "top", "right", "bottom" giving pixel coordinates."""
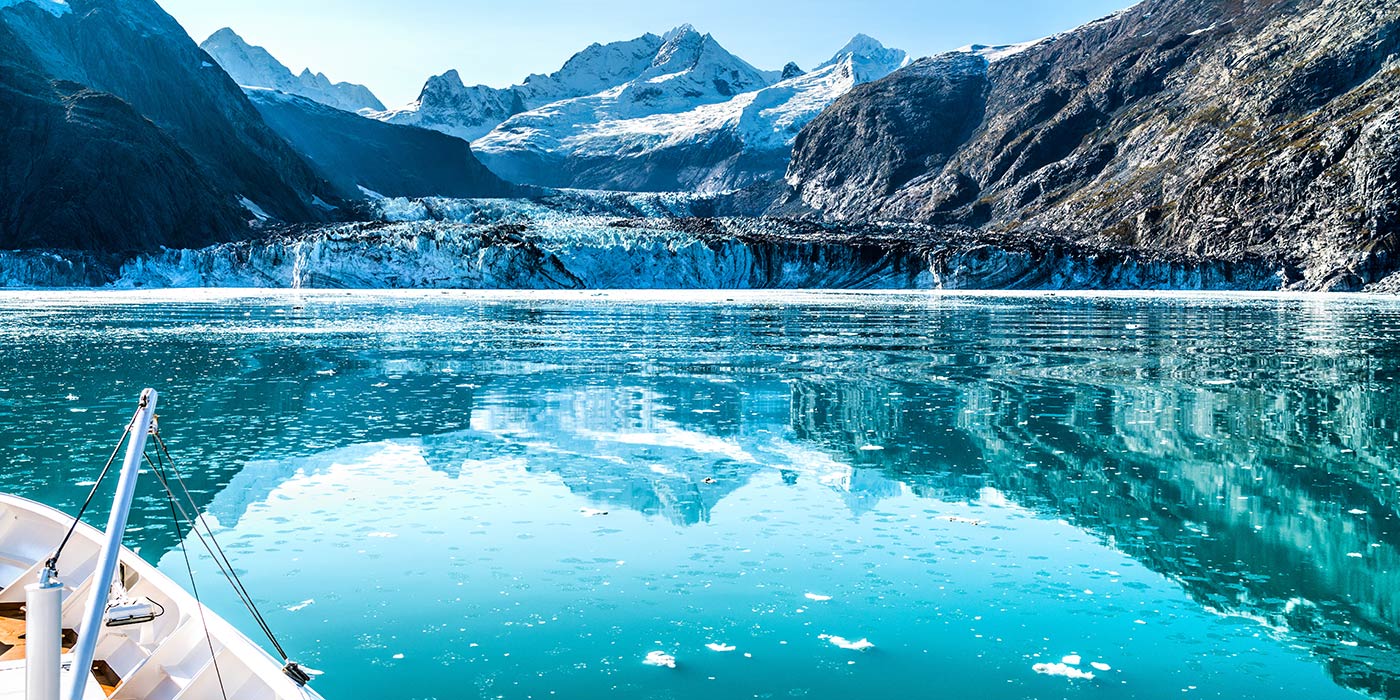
[
  {"left": 819, "top": 634, "right": 874, "bottom": 650},
  {"left": 643, "top": 650, "right": 677, "bottom": 668},
  {"left": 1032, "top": 662, "right": 1094, "bottom": 680}
]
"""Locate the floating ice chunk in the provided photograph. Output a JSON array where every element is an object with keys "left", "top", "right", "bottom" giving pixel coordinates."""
[
  {"left": 315, "top": 369, "right": 335, "bottom": 376},
  {"left": 1090, "top": 662, "right": 1111, "bottom": 671},
  {"left": 706, "top": 643, "right": 736, "bottom": 652},
  {"left": 65, "top": 394, "right": 78, "bottom": 401},
  {"left": 366, "top": 531, "right": 398, "bottom": 538},
  {"left": 1346, "top": 552, "right": 1363, "bottom": 558},
  {"left": 644, "top": 650, "right": 677, "bottom": 668},
  {"left": 1348, "top": 509, "right": 1367, "bottom": 515},
  {"left": 819, "top": 634, "right": 874, "bottom": 651},
  {"left": 392, "top": 653, "right": 404, "bottom": 659},
  {"left": 942, "top": 516, "right": 985, "bottom": 526},
  {"left": 805, "top": 593, "right": 833, "bottom": 602},
  {"left": 858, "top": 445, "right": 885, "bottom": 451},
  {"left": 286, "top": 598, "right": 315, "bottom": 612},
  {"left": 1061, "top": 654, "right": 1081, "bottom": 665},
  {"left": 1033, "top": 662, "right": 1094, "bottom": 680},
  {"left": 1202, "top": 379, "right": 1233, "bottom": 386}
]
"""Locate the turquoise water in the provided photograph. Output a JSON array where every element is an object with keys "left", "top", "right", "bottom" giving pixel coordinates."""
[{"left": 1, "top": 290, "right": 1397, "bottom": 700}]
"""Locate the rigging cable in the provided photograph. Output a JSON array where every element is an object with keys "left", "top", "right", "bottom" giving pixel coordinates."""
[
  {"left": 45, "top": 401, "right": 142, "bottom": 573},
  {"left": 153, "top": 449, "right": 230, "bottom": 700},
  {"left": 142, "top": 448, "right": 290, "bottom": 663}
]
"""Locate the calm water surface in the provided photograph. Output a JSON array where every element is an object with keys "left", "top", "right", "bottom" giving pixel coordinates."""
[{"left": 0, "top": 290, "right": 1397, "bottom": 700}]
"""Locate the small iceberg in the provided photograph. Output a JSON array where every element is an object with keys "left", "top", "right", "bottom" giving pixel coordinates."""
[
  {"left": 1032, "top": 662, "right": 1094, "bottom": 680},
  {"left": 643, "top": 650, "right": 676, "bottom": 668},
  {"left": 819, "top": 634, "right": 874, "bottom": 651},
  {"left": 705, "top": 643, "right": 736, "bottom": 652},
  {"left": 804, "top": 593, "right": 833, "bottom": 602}
]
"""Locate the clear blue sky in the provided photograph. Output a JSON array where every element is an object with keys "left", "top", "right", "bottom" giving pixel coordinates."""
[{"left": 161, "top": 0, "right": 1136, "bottom": 108}]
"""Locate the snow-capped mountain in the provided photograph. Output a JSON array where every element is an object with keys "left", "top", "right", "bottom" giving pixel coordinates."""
[
  {"left": 202, "top": 27, "right": 384, "bottom": 113},
  {"left": 471, "top": 33, "right": 908, "bottom": 192},
  {"left": 372, "top": 33, "right": 667, "bottom": 141}
]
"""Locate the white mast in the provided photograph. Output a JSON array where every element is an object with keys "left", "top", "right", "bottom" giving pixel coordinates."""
[{"left": 63, "top": 388, "right": 159, "bottom": 700}]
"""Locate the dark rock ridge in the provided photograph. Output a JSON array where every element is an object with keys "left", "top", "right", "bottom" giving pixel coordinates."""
[
  {"left": 782, "top": 0, "right": 1400, "bottom": 290},
  {"left": 244, "top": 89, "right": 517, "bottom": 200},
  {"left": 0, "top": 0, "right": 337, "bottom": 251},
  {"left": 0, "top": 52, "right": 247, "bottom": 251}
]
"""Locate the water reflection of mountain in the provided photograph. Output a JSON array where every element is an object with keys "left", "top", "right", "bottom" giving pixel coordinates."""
[{"left": 788, "top": 372, "right": 1400, "bottom": 699}]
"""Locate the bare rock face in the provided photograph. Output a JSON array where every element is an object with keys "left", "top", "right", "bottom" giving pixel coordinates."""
[
  {"left": 783, "top": 0, "right": 1400, "bottom": 290},
  {"left": 0, "top": 60, "right": 247, "bottom": 251},
  {"left": 0, "top": 0, "right": 337, "bottom": 251},
  {"left": 245, "top": 89, "right": 518, "bottom": 200}
]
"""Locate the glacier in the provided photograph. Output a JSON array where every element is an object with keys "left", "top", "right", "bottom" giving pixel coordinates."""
[{"left": 0, "top": 194, "right": 1289, "bottom": 291}]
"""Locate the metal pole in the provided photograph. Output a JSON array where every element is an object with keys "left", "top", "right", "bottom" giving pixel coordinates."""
[
  {"left": 65, "top": 389, "right": 158, "bottom": 700},
  {"left": 26, "top": 566, "right": 64, "bottom": 700}
]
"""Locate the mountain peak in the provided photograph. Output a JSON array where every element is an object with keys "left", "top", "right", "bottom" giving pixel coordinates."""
[
  {"left": 653, "top": 24, "right": 709, "bottom": 70},
  {"left": 820, "top": 34, "right": 908, "bottom": 78},
  {"left": 417, "top": 69, "right": 467, "bottom": 102},
  {"left": 828, "top": 34, "right": 896, "bottom": 61},
  {"left": 202, "top": 27, "right": 384, "bottom": 112},
  {"left": 205, "top": 27, "right": 244, "bottom": 44},
  {"left": 662, "top": 23, "right": 700, "bottom": 42}
]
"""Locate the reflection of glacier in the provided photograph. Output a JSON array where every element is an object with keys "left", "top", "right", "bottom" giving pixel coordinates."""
[{"left": 207, "top": 378, "right": 913, "bottom": 531}]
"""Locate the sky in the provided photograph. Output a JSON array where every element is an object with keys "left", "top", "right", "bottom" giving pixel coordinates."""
[{"left": 161, "top": 0, "right": 1137, "bottom": 108}]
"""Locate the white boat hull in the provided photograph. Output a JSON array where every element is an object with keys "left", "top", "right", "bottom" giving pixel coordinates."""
[{"left": 0, "top": 494, "right": 323, "bottom": 700}]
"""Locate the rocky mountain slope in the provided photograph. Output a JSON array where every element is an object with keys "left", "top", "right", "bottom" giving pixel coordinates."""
[
  {"left": 244, "top": 89, "right": 517, "bottom": 200},
  {"left": 0, "top": 0, "right": 336, "bottom": 251},
  {"left": 781, "top": 0, "right": 1400, "bottom": 290},
  {"left": 472, "top": 34, "right": 908, "bottom": 192},
  {"left": 201, "top": 27, "right": 384, "bottom": 113},
  {"left": 373, "top": 33, "right": 668, "bottom": 141}
]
